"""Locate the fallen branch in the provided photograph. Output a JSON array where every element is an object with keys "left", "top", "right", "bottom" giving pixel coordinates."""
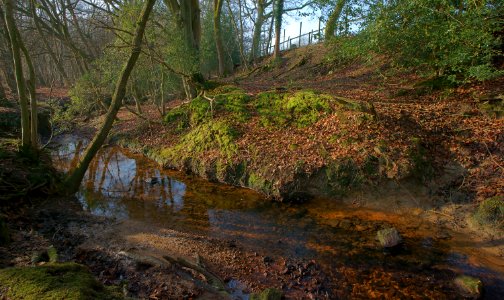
[{"left": 162, "top": 255, "right": 229, "bottom": 296}]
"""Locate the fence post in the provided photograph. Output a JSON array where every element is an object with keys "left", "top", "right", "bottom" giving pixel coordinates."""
[
  {"left": 318, "top": 18, "right": 321, "bottom": 41},
  {"left": 299, "top": 22, "right": 302, "bottom": 47},
  {"left": 289, "top": 38, "right": 291, "bottom": 49},
  {"left": 308, "top": 31, "right": 312, "bottom": 44}
]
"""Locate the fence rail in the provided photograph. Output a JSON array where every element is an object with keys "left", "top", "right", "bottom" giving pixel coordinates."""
[{"left": 259, "top": 23, "right": 326, "bottom": 57}]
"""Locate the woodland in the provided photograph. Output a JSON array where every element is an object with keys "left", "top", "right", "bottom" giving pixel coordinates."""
[{"left": 0, "top": 0, "right": 503, "bottom": 299}]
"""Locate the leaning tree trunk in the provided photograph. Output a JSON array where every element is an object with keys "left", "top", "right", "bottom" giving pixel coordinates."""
[
  {"left": 3, "top": 0, "right": 31, "bottom": 147},
  {"left": 325, "top": 0, "right": 346, "bottom": 40},
  {"left": 63, "top": 0, "right": 156, "bottom": 194}
]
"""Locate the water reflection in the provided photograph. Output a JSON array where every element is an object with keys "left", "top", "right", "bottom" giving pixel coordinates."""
[{"left": 51, "top": 135, "right": 504, "bottom": 298}]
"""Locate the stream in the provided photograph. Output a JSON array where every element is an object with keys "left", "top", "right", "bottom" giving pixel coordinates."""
[{"left": 51, "top": 134, "right": 504, "bottom": 298}]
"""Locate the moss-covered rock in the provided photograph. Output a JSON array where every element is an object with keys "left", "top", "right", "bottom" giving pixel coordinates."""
[
  {"left": 454, "top": 275, "right": 482, "bottom": 299},
  {"left": 0, "top": 262, "right": 121, "bottom": 300},
  {"left": 473, "top": 196, "right": 504, "bottom": 229},
  {"left": 250, "top": 288, "right": 282, "bottom": 300}
]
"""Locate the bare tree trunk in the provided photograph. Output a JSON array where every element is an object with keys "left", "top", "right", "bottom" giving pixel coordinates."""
[
  {"left": 63, "top": 0, "right": 156, "bottom": 194},
  {"left": 250, "top": 0, "right": 265, "bottom": 61},
  {"left": 3, "top": 0, "right": 31, "bottom": 147},
  {"left": 325, "top": 0, "right": 346, "bottom": 40},
  {"left": 214, "top": 0, "right": 226, "bottom": 76},
  {"left": 273, "top": 0, "right": 283, "bottom": 58}
]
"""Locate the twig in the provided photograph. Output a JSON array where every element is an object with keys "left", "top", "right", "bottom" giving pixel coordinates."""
[{"left": 482, "top": 140, "right": 504, "bottom": 171}]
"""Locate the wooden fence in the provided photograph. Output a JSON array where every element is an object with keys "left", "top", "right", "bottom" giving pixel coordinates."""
[{"left": 259, "top": 21, "right": 326, "bottom": 57}]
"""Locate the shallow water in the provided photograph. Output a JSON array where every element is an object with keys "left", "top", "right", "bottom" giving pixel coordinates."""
[{"left": 51, "top": 135, "right": 504, "bottom": 298}]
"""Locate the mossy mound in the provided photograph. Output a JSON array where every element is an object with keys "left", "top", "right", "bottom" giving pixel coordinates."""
[
  {"left": 164, "top": 87, "right": 251, "bottom": 129},
  {"left": 161, "top": 120, "right": 238, "bottom": 164},
  {"left": 255, "top": 90, "right": 333, "bottom": 128},
  {"left": 473, "top": 196, "right": 504, "bottom": 229},
  {"left": 0, "top": 263, "right": 121, "bottom": 300}
]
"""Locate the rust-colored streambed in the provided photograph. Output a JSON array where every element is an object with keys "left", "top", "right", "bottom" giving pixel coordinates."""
[{"left": 51, "top": 135, "right": 503, "bottom": 299}]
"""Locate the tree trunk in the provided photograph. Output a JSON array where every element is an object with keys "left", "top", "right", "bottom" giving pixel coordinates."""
[
  {"left": 164, "top": 0, "right": 203, "bottom": 99},
  {"left": 214, "top": 0, "right": 227, "bottom": 76},
  {"left": 63, "top": 0, "right": 156, "bottom": 194},
  {"left": 273, "top": 0, "right": 284, "bottom": 58},
  {"left": 160, "top": 71, "right": 166, "bottom": 115},
  {"left": 250, "top": 0, "right": 265, "bottom": 61},
  {"left": 3, "top": 0, "right": 31, "bottom": 147},
  {"left": 325, "top": 0, "right": 346, "bottom": 40}
]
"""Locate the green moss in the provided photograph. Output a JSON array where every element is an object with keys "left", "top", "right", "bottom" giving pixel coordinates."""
[
  {"left": 214, "top": 91, "right": 251, "bottom": 122},
  {"left": 208, "top": 84, "right": 245, "bottom": 95},
  {"left": 47, "top": 246, "right": 58, "bottom": 263},
  {"left": 161, "top": 120, "right": 238, "bottom": 163},
  {"left": 255, "top": 91, "right": 289, "bottom": 127},
  {"left": 189, "top": 96, "right": 212, "bottom": 126},
  {"left": 255, "top": 90, "right": 333, "bottom": 128},
  {"left": 163, "top": 105, "right": 189, "bottom": 131},
  {"left": 286, "top": 91, "right": 332, "bottom": 127},
  {"left": 325, "top": 159, "right": 362, "bottom": 196},
  {"left": 0, "top": 263, "right": 122, "bottom": 300},
  {"left": 250, "top": 288, "right": 282, "bottom": 300},
  {"left": 473, "top": 196, "right": 504, "bottom": 229},
  {"left": 248, "top": 173, "right": 273, "bottom": 195}
]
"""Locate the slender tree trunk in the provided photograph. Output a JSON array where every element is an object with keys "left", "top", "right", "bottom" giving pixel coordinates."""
[
  {"left": 160, "top": 71, "right": 166, "bottom": 115},
  {"left": 0, "top": 8, "right": 16, "bottom": 97},
  {"left": 63, "top": 0, "right": 156, "bottom": 194},
  {"left": 19, "top": 44, "right": 38, "bottom": 148},
  {"left": 214, "top": 0, "right": 226, "bottom": 76},
  {"left": 325, "top": 0, "right": 346, "bottom": 40},
  {"left": 273, "top": 0, "right": 284, "bottom": 58},
  {"left": 3, "top": 0, "right": 31, "bottom": 147}
]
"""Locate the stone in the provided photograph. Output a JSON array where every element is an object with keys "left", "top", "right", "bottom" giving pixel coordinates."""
[
  {"left": 454, "top": 275, "right": 482, "bottom": 299},
  {"left": 377, "top": 227, "right": 402, "bottom": 248}
]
